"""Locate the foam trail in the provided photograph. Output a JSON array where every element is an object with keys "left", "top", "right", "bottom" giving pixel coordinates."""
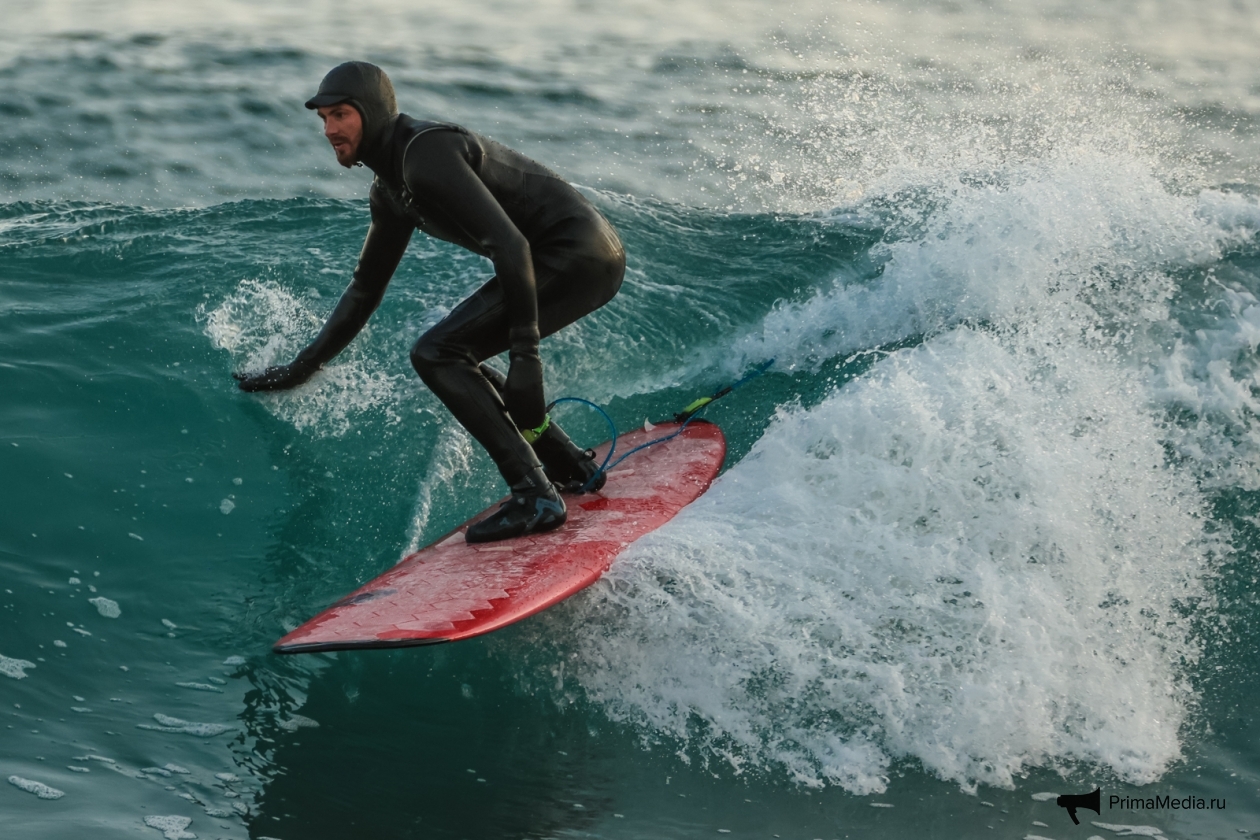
[
  {"left": 137, "top": 713, "right": 234, "bottom": 737},
  {"left": 8, "top": 776, "right": 65, "bottom": 799}
]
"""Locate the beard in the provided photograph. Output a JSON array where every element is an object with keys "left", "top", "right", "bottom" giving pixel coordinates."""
[{"left": 329, "top": 136, "right": 359, "bottom": 167}]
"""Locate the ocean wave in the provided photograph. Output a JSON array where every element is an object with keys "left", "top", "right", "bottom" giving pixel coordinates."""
[{"left": 565, "top": 325, "right": 1215, "bottom": 792}]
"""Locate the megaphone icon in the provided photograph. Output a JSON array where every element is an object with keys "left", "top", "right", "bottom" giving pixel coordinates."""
[{"left": 1056, "top": 787, "right": 1101, "bottom": 824}]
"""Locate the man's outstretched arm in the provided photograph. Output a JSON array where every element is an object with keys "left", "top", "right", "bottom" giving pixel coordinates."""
[{"left": 234, "top": 212, "right": 413, "bottom": 392}]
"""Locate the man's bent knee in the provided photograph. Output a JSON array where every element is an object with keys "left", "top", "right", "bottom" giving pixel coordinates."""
[{"left": 409, "top": 334, "right": 444, "bottom": 380}]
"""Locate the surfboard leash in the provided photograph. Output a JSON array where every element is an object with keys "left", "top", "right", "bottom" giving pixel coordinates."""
[
  {"left": 546, "top": 357, "right": 776, "bottom": 492},
  {"left": 672, "top": 357, "right": 776, "bottom": 423}
]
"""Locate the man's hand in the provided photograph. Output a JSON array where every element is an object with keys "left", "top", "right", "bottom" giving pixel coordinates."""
[
  {"left": 233, "top": 360, "right": 317, "bottom": 392},
  {"left": 504, "top": 325, "right": 546, "bottom": 430}
]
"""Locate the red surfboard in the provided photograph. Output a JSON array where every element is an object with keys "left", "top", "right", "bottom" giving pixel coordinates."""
[{"left": 274, "top": 420, "right": 725, "bottom": 653}]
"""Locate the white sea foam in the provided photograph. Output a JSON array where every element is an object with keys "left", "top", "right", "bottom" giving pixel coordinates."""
[
  {"left": 137, "top": 713, "right": 233, "bottom": 737},
  {"left": 0, "top": 653, "right": 35, "bottom": 679},
  {"left": 8, "top": 776, "right": 64, "bottom": 799},
  {"left": 568, "top": 327, "right": 1212, "bottom": 792},
  {"left": 144, "top": 815, "right": 195, "bottom": 839},
  {"left": 1151, "top": 280, "right": 1260, "bottom": 490},
  {"left": 176, "top": 682, "right": 224, "bottom": 693},
  {"left": 277, "top": 713, "right": 319, "bottom": 731},
  {"left": 199, "top": 278, "right": 406, "bottom": 436},
  {"left": 89, "top": 596, "right": 121, "bottom": 618},
  {"left": 560, "top": 149, "right": 1224, "bottom": 794}
]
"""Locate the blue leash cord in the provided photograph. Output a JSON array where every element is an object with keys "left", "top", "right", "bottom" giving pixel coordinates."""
[
  {"left": 546, "top": 358, "right": 775, "bottom": 493},
  {"left": 545, "top": 396, "right": 620, "bottom": 478}
]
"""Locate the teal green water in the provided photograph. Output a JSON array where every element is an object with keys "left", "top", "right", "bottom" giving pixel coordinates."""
[{"left": 4, "top": 3, "right": 1260, "bottom": 838}]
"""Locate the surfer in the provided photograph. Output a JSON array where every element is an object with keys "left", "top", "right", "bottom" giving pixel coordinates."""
[{"left": 233, "top": 62, "right": 625, "bottom": 543}]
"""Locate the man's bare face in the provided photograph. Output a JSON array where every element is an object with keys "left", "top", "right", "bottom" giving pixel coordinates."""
[{"left": 317, "top": 103, "right": 363, "bottom": 168}]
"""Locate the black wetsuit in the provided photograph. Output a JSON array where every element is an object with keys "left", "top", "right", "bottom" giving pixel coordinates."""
[
  {"left": 298, "top": 117, "right": 624, "bottom": 482},
  {"left": 235, "top": 62, "right": 623, "bottom": 543},
  {"left": 238, "top": 62, "right": 625, "bottom": 493}
]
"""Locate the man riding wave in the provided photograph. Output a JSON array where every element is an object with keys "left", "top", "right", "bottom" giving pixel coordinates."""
[{"left": 234, "top": 62, "right": 625, "bottom": 543}]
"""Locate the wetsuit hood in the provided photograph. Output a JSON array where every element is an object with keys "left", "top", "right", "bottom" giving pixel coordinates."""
[{"left": 305, "top": 61, "right": 398, "bottom": 173}]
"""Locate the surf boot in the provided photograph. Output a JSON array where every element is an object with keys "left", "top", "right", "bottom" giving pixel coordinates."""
[
  {"left": 531, "top": 421, "right": 606, "bottom": 494},
  {"left": 465, "top": 466, "right": 567, "bottom": 544}
]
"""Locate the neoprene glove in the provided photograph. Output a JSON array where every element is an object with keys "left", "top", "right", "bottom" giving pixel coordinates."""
[
  {"left": 233, "top": 359, "right": 318, "bottom": 392},
  {"left": 504, "top": 324, "right": 546, "bottom": 430}
]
